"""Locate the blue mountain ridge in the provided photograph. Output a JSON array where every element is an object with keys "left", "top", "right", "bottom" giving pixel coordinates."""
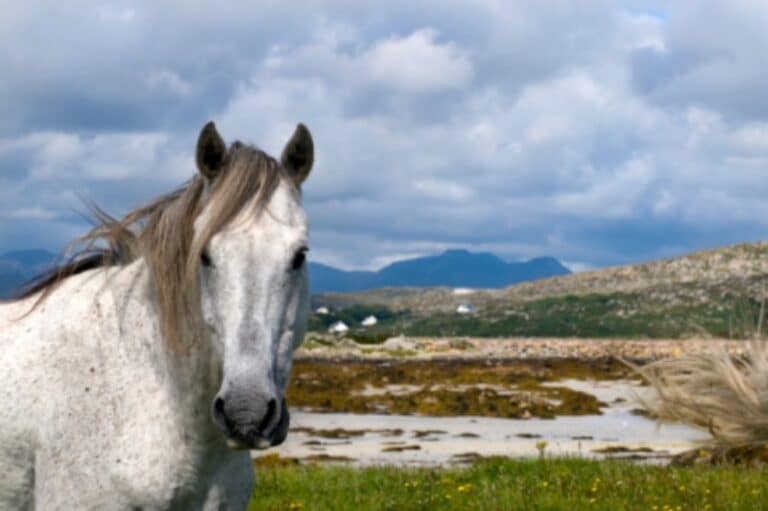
[
  {"left": 0, "top": 249, "right": 58, "bottom": 298},
  {"left": 0, "top": 248, "right": 571, "bottom": 297},
  {"left": 308, "top": 249, "right": 571, "bottom": 293}
]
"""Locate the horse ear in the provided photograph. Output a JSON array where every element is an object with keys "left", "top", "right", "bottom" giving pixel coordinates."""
[
  {"left": 196, "top": 121, "right": 227, "bottom": 180},
  {"left": 280, "top": 123, "right": 314, "bottom": 185}
]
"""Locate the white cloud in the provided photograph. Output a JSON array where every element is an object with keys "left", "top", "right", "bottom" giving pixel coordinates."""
[
  {"left": 364, "top": 28, "right": 473, "bottom": 93},
  {"left": 2, "top": 2, "right": 768, "bottom": 270},
  {"left": 9, "top": 131, "right": 171, "bottom": 181},
  {"left": 146, "top": 69, "right": 193, "bottom": 96},
  {"left": 554, "top": 157, "right": 656, "bottom": 219},
  {"left": 97, "top": 6, "right": 137, "bottom": 23},
  {"left": 413, "top": 179, "right": 474, "bottom": 202},
  {"left": 524, "top": 115, "right": 571, "bottom": 144},
  {"left": 0, "top": 207, "right": 57, "bottom": 220}
]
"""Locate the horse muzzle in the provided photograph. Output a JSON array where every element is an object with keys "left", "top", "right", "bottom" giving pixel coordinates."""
[{"left": 212, "top": 394, "right": 290, "bottom": 450}]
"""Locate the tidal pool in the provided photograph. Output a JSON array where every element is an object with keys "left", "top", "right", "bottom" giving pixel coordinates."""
[{"left": 267, "top": 379, "right": 709, "bottom": 466}]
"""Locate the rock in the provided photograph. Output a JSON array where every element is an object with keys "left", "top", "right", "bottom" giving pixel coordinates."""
[
  {"left": 382, "top": 335, "right": 417, "bottom": 351},
  {"left": 448, "top": 338, "right": 474, "bottom": 351},
  {"left": 336, "top": 337, "right": 360, "bottom": 350}
]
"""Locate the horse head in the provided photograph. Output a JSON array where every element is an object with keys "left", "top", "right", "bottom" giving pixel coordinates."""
[{"left": 191, "top": 122, "right": 314, "bottom": 449}]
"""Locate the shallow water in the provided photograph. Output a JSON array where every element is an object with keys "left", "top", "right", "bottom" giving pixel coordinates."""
[{"left": 269, "top": 379, "right": 709, "bottom": 466}]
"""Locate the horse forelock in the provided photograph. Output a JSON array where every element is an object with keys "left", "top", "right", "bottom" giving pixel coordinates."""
[{"left": 8, "top": 142, "right": 288, "bottom": 350}]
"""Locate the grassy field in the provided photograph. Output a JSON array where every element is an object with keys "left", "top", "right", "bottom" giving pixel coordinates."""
[
  {"left": 309, "top": 291, "right": 766, "bottom": 339},
  {"left": 248, "top": 457, "right": 768, "bottom": 511}
]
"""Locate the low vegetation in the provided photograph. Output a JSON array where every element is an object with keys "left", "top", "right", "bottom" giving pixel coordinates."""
[
  {"left": 309, "top": 290, "right": 767, "bottom": 339},
  {"left": 638, "top": 339, "right": 768, "bottom": 450},
  {"left": 403, "top": 292, "right": 766, "bottom": 338},
  {"left": 249, "top": 456, "right": 768, "bottom": 510}
]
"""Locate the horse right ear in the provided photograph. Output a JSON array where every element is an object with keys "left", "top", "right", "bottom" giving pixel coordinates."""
[
  {"left": 196, "top": 121, "right": 227, "bottom": 180},
  {"left": 281, "top": 123, "right": 314, "bottom": 185}
]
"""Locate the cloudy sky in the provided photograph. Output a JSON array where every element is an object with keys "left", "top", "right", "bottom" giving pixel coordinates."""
[{"left": 2, "top": 1, "right": 768, "bottom": 271}]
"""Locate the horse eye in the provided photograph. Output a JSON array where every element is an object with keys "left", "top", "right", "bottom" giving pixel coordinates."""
[
  {"left": 201, "top": 250, "right": 213, "bottom": 268},
  {"left": 291, "top": 248, "right": 307, "bottom": 271}
]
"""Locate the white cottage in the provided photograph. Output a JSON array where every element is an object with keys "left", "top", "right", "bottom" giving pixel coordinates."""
[
  {"left": 361, "top": 315, "right": 378, "bottom": 327},
  {"left": 328, "top": 321, "right": 349, "bottom": 334},
  {"left": 456, "top": 303, "right": 476, "bottom": 314},
  {"left": 315, "top": 306, "right": 330, "bottom": 315}
]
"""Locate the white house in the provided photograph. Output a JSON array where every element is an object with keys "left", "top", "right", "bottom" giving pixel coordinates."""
[
  {"left": 456, "top": 303, "right": 476, "bottom": 314},
  {"left": 361, "top": 315, "right": 378, "bottom": 327},
  {"left": 315, "top": 306, "right": 329, "bottom": 315},
  {"left": 328, "top": 321, "right": 349, "bottom": 334}
]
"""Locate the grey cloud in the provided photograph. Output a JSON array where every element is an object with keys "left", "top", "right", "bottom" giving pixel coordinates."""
[
  {"left": 0, "top": 2, "right": 327, "bottom": 134},
  {"left": 629, "top": 1, "right": 768, "bottom": 121}
]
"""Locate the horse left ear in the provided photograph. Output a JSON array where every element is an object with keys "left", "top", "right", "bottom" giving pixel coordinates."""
[
  {"left": 280, "top": 123, "right": 314, "bottom": 185},
  {"left": 196, "top": 121, "right": 227, "bottom": 180}
]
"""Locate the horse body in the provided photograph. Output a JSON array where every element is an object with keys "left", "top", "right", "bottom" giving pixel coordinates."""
[
  {"left": 0, "top": 122, "right": 314, "bottom": 510},
  {"left": 1, "top": 263, "right": 248, "bottom": 509}
]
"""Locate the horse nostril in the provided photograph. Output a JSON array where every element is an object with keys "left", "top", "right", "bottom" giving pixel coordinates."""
[
  {"left": 258, "top": 398, "right": 277, "bottom": 434},
  {"left": 213, "top": 397, "right": 227, "bottom": 425}
]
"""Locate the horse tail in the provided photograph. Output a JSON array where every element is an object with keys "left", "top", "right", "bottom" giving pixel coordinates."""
[{"left": 636, "top": 340, "right": 768, "bottom": 446}]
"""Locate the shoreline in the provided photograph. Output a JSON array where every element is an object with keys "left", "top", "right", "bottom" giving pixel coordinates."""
[
  {"left": 281, "top": 336, "right": 756, "bottom": 466},
  {"left": 296, "top": 335, "right": 752, "bottom": 362}
]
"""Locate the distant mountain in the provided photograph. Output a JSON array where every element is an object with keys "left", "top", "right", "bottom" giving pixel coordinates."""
[
  {"left": 309, "top": 263, "right": 377, "bottom": 294},
  {"left": 0, "top": 247, "right": 571, "bottom": 297},
  {"left": 309, "top": 249, "right": 571, "bottom": 293},
  {"left": 0, "top": 249, "right": 57, "bottom": 298}
]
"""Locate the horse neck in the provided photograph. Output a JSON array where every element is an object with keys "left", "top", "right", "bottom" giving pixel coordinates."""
[{"left": 111, "top": 259, "right": 222, "bottom": 435}]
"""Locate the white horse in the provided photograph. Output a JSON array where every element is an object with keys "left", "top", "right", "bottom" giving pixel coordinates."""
[{"left": 0, "top": 121, "right": 315, "bottom": 510}]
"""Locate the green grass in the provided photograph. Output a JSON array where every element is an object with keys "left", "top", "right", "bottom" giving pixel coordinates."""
[
  {"left": 402, "top": 293, "right": 764, "bottom": 339},
  {"left": 309, "top": 291, "right": 767, "bottom": 339},
  {"left": 249, "top": 457, "right": 768, "bottom": 511},
  {"left": 308, "top": 304, "right": 403, "bottom": 333}
]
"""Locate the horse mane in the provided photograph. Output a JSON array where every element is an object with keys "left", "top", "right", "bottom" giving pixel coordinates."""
[{"left": 10, "top": 142, "right": 287, "bottom": 349}]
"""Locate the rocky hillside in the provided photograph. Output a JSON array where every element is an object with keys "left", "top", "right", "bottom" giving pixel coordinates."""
[
  {"left": 312, "top": 242, "right": 768, "bottom": 339},
  {"left": 316, "top": 243, "right": 768, "bottom": 310}
]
